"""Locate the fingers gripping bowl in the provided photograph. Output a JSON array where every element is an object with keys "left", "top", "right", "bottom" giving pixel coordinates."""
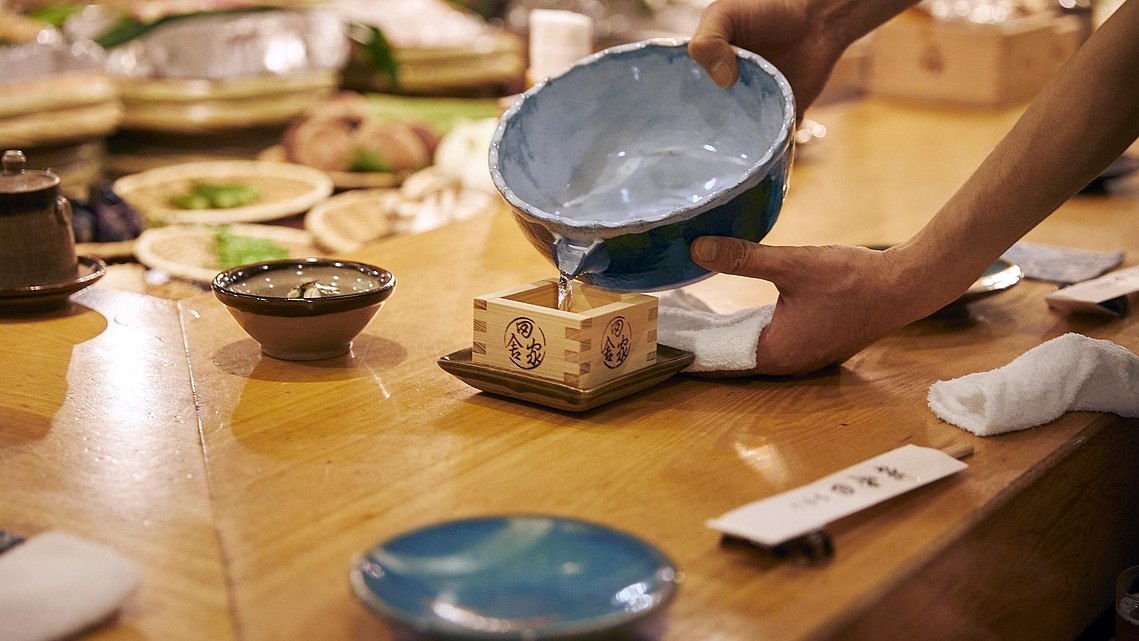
[
  {"left": 212, "top": 258, "right": 396, "bottom": 361},
  {"left": 489, "top": 38, "right": 795, "bottom": 292}
]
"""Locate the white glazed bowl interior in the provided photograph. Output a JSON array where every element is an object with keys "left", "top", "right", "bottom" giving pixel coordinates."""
[{"left": 490, "top": 37, "right": 794, "bottom": 234}]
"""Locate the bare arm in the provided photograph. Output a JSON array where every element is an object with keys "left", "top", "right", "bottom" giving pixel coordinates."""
[
  {"left": 691, "top": 0, "right": 1139, "bottom": 375},
  {"left": 897, "top": 0, "right": 1139, "bottom": 300}
]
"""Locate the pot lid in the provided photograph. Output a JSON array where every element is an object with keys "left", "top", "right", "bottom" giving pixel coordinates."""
[{"left": 1, "top": 150, "right": 59, "bottom": 194}]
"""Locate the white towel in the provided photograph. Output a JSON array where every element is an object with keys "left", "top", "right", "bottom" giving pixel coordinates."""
[
  {"left": 656, "top": 290, "right": 774, "bottom": 372},
  {"left": 0, "top": 531, "right": 142, "bottom": 641},
  {"left": 927, "top": 333, "right": 1139, "bottom": 436}
]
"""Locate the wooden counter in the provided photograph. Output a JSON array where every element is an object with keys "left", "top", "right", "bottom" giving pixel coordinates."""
[
  {"left": 0, "top": 288, "right": 234, "bottom": 640},
  {"left": 3, "top": 98, "right": 1137, "bottom": 641}
]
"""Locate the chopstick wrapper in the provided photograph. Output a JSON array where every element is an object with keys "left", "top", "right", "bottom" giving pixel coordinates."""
[
  {"left": 1001, "top": 241, "right": 1124, "bottom": 284},
  {"left": 928, "top": 333, "right": 1139, "bottom": 436},
  {"left": 656, "top": 290, "right": 773, "bottom": 372},
  {"left": 0, "top": 531, "right": 141, "bottom": 641},
  {"left": 1045, "top": 264, "right": 1139, "bottom": 317},
  {"left": 707, "top": 445, "right": 968, "bottom": 547}
]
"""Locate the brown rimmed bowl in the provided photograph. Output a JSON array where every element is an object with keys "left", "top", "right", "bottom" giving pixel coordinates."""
[{"left": 212, "top": 257, "right": 396, "bottom": 361}]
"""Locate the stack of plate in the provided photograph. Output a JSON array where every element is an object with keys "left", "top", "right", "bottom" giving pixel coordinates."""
[
  {"left": 114, "top": 71, "right": 338, "bottom": 134},
  {"left": 328, "top": 0, "right": 525, "bottom": 96},
  {"left": 0, "top": 23, "right": 121, "bottom": 199},
  {"left": 341, "top": 31, "right": 526, "bottom": 97},
  {"left": 89, "top": 8, "right": 349, "bottom": 174}
]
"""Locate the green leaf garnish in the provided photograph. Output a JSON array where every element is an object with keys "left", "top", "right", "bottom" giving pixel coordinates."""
[
  {"left": 169, "top": 182, "right": 260, "bottom": 210},
  {"left": 348, "top": 149, "right": 391, "bottom": 173},
  {"left": 212, "top": 226, "right": 288, "bottom": 270},
  {"left": 94, "top": 7, "right": 273, "bottom": 49},
  {"left": 28, "top": 3, "right": 85, "bottom": 28},
  {"left": 348, "top": 23, "right": 398, "bottom": 86}
]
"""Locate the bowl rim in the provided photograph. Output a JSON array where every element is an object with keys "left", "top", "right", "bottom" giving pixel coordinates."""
[
  {"left": 488, "top": 37, "right": 796, "bottom": 239},
  {"left": 211, "top": 257, "right": 396, "bottom": 316}
]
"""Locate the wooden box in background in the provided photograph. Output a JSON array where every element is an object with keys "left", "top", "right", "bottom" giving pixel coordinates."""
[
  {"left": 472, "top": 279, "right": 658, "bottom": 388},
  {"left": 868, "top": 11, "right": 1083, "bottom": 107}
]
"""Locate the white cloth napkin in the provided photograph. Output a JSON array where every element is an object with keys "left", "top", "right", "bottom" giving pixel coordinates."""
[
  {"left": 0, "top": 531, "right": 142, "bottom": 641},
  {"left": 656, "top": 290, "right": 774, "bottom": 372},
  {"left": 927, "top": 333, "right": 1139, "bottom": 436}
]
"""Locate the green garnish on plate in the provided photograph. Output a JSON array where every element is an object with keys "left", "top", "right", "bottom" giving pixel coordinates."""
[
  {"left": 212, "top": 225, "right": 288, "bottom": 269},
  {"left": 170, "top": 182, "right": 260, "bottom": 210},
  {"left": 349, "top": 149, "right": 391, "bottom": 173},
  {"left": 28, "top": 3, "right": 85, "bottom": 27},
  {"left": 364, "top": 94, "right": 501, "bottom": 135}
]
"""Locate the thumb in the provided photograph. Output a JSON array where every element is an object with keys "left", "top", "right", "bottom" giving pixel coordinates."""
[
  {"left": 688, "top": 19, "right": 738, "bottom": 88},
  {"left": 691, "top": 236, "right": 796, "bottom": 281}
]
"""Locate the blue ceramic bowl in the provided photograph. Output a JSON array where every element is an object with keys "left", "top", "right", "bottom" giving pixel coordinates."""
[{"left": 489, "top": 38, "right": 795, "bottom": 292}]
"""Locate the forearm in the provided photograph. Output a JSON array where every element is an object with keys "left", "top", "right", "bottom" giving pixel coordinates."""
[{"left": 901, "top": 0, "right": 1139, "bottom": 309}]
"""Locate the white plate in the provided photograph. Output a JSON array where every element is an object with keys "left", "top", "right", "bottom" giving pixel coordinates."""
[{"left": 113, "top": 160, "right": 333, "bottom": 225}]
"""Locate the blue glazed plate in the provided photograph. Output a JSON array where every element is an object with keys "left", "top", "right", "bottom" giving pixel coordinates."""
[{"left": 349, "top": 515, "right": 680, "bottom": 640}]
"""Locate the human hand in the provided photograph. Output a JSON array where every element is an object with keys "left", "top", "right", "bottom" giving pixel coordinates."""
[
  {"left": 688, "top": 0, "right": 846, "bottom": 120},
  {"left": 689, "top": 238, "right": 947, "bottom": 376}
]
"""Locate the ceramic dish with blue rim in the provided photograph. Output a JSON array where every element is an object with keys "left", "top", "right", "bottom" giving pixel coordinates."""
[
  {"left": 350, "top": 515, "right": 681, "bottom": 641},
  {"left": 489, "top": 38, "right": 795, "bottom": 292}
]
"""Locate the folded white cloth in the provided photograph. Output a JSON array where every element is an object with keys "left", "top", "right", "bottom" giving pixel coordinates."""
[
  {"left": 656, "top": 290, "right": 774, "bottom": 372},
  {"left": 0, "top": 531, "right": 142, "bottom": 641},
  {"left": 928, "top": 333, "right": 1139, "bottom": 436}
]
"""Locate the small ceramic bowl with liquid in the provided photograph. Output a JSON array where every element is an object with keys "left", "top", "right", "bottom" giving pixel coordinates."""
[
  {"left": 212, "top": 258, "right": 396, "bottom": 360},
  {"left": 489, "top": 38, "right": 795, "bottom": 292}
]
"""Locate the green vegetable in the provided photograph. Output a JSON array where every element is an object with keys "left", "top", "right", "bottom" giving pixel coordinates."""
[
  {"left": 348, "top": 149, "right": 391, "bottom": 173},
  {"left": 94, "top": 7, "right": 273, "bottom": 49},
  {"left": 287, "top": 280, "right": 340, "bottom": 299},
  {"left": 348, "top": 24, "right": 398, "bottom": 86},
  {"left": 212, "top": 226, "right": 288, "bottom": 270},
  {"left": 169, "top": 182, "right": 259, "bottom": 210},
  {"left": 28, "top": 3, "right": 84, "bottom": 27},
  {"left": 364, "top": 94, "right": 500, "bottom": 135}
]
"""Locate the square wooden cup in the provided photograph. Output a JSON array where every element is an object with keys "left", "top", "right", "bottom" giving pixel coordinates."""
[{"left": 472, "top": 278, "right": 658, "bottom": 389}]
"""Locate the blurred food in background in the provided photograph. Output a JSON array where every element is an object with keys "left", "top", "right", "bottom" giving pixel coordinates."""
[
  {"left": 331, "top": 0, "right": 525, "bottom": 96},
  {"left": 0, "top": 17, "right": 120, "bottom": 200}
]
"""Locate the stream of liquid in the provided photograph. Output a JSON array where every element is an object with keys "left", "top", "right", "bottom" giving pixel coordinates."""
[
  {"left": 557, "top": 273, "right": 574, "bottom": 311},
  {"left": 548, "top": 142, "right": 755, "bottom": 310},
  {"left": 555, "top": 241, "right": 595, "bottom": 311}
]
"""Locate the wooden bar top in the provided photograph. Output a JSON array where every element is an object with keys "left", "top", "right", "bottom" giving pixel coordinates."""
[
  {"left": 3, "top": 98, "right": 1137, "bottom": 641},
  {"left": 0, "top": 288, "right": 234, "bottom": 640}
]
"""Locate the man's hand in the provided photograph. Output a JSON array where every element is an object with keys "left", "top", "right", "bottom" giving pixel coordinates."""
[
  {"left": 690, "top": 237, "right": 944, "bottom": 376},
  {"left": 688, "top": 0, "right": 845, "bottom": 119}
]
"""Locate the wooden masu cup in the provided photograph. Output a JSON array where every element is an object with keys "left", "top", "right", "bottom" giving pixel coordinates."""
[{"left": 473, "top": 278, "right": 658, "bottom": 389}]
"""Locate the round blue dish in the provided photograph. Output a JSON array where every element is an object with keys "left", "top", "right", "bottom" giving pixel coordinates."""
[
  {"left": 349, "top": 515, "right": 680, "bottom": 640},
  {"left": 489, "top": 38, "right": 795, "bottom": 292}
]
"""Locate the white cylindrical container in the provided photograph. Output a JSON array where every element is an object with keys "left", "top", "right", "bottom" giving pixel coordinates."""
[{"left": 528, "top": 9, "right": 593, "bottom": 84}]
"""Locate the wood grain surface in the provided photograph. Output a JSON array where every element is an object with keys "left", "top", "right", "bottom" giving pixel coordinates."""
[{"left": 3, "top": 97, "right": 1137, "bottom": 641}]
